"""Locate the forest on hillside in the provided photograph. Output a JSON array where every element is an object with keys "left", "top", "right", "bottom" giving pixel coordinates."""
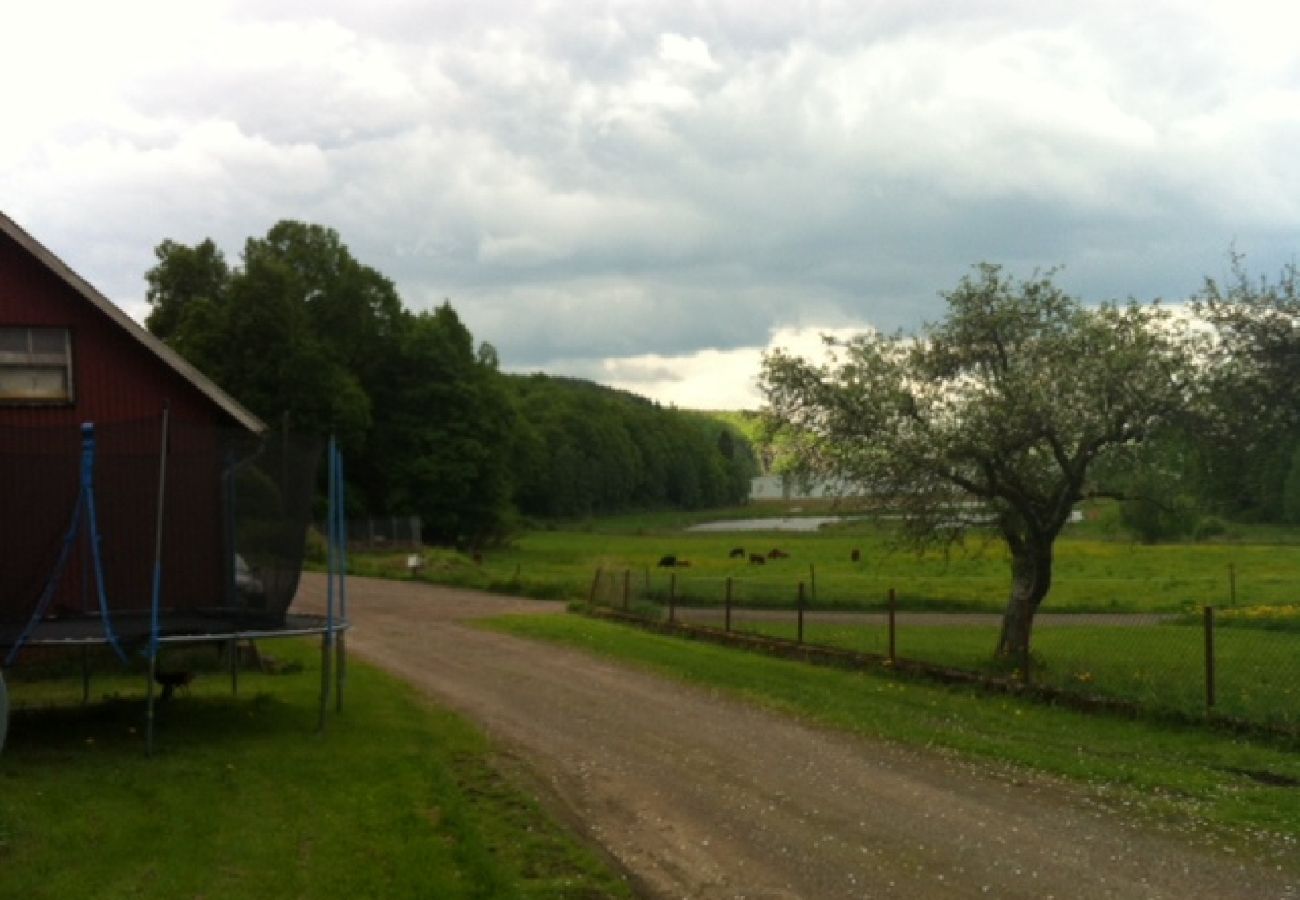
[{"left": 143, "top": 221, "right": 756, "bottom": 545}]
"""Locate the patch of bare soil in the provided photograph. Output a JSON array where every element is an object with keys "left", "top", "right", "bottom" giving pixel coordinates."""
[{"left": 294, "top": 574, "right": 1297, "bottom": 899}]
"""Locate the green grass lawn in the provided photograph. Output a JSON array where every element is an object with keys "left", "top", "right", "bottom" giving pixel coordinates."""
[
  {"left": 0, "top": 642, "right": 628, "bottom": 900},
  {"left": 483, "top": 613, "right": 1300, "bottom": 863}
]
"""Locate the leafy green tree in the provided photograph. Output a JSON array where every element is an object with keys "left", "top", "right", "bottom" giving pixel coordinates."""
[
  {"left": 145, "top": 224, "right": 515, "bottom": 542},
  {"left": 1193, "top": 256, "right": 1300, "bottom": 519},
  {"left": 761, "top": 265, "right": 1194, "bottom": 659},
  {"left": 144, "top": 238, "right": 230, "bottom": 344}
]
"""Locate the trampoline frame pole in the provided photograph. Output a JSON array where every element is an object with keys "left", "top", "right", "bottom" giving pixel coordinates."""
[
  {"left": 146, "top": 403, "right": 171, "bottom": 757},
  {"left": 319, "top": 435, "right": 336, "bottom": 732},
  {"left": 334, "top": 447, "right": 347, "bottom": 713},
  {"left": 0, "top": 667, "right": 8, "bottom": 755}
]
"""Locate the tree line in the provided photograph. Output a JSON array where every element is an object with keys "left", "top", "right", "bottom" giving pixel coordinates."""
[{"left": 144, "top": 221, "right": 756, "bottom": 545}]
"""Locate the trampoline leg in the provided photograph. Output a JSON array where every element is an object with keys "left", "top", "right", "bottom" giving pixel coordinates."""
[
  {"left": 317, "top": 631, "right": 332, "bottom": 733},
  {"left": 145, "top": 656, "right": 157, "bottom": 757},
  {"left": 335, "top": 632, "right": 346, "bottom": 713},
  {"left": 1, "top": 667, "right": 8, "bottom": 755},
  {"left": 228, "top": 639, "right": 239, "bottom": 697}
]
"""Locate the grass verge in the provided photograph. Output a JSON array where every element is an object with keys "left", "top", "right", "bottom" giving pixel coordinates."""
[
  {"left": 693, "top": 616, "right": 1300, "bottom": 731},
  {"left": 482, "top": 613, "right": 1300, "bottom": 865},
  {"left": 0, "top": 640, "right": 628, "bottom": 900}
]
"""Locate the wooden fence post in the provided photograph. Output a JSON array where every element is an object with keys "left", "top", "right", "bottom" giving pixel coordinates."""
[
  {"left": 588, "top": 567, "right": 603, "bottom": 607},
  {"left": 622, "top": 569, "right": 630, "bottom": 611},
  {"left": 669, "top": 573, "right": 677, "bottom": 624},
  {"left": 725, "top": 577, "right": 732, "bottom": 633}
]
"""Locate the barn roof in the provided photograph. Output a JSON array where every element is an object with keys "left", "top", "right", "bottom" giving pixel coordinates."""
[{"left": 0, "top": 211, "right": 266, "bottom": 434}]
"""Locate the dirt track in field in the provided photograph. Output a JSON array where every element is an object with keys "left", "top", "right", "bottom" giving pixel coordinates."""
[{"left": 293, "top": 574, "right": 1296, "bottom": 899}]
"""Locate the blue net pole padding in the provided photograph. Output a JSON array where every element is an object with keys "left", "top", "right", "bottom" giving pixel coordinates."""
[
  {"left": 82, "top": 424, "right": 126, "bottom": 662},
  {"left": 4, "top": 423, "right": 125, "bottom": 666}
]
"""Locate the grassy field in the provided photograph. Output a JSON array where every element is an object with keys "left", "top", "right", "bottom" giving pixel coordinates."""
[
  {"left": 348, "top": 502, "right": 1300, "bottom": 615},
  {"left": 680, "top": 615, "right": 1300, "bottom": 731},
  {"left": 0, "top": 642, "right": 628, "bottom": 899},
  {"left": 483, "top": 613, "right": 1300, "bottom": 862}
]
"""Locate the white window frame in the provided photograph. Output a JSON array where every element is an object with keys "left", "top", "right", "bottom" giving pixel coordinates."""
[{"left": 0, "top": 327, "right": 75, "bottom": 403}]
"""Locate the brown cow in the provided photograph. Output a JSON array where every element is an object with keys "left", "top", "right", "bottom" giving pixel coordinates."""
[
  {"left": 729, "top": 547, "right": 746, "bottom": 559},
  {"left": 850, "top": 548, "right": 860, "bottom": 563},
  {"left": 749, "top": 554, "right": 766, "bottom": 565},
  {"left": 767, "top": 548, "right": 789, "bottom": 559}
]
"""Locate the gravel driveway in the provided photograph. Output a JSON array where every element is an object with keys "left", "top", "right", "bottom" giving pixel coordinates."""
[{"left": 293, "top": 573, "right": 1296, "bottom": 899}]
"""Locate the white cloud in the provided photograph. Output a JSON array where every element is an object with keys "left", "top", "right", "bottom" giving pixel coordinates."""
[{"left": 527, "top": 323, "right": 872, "bottom": 410}]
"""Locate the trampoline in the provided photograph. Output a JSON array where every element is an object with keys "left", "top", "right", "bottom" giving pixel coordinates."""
[{"left": 0, "top": 413, "right": 349, "bottom": 753}]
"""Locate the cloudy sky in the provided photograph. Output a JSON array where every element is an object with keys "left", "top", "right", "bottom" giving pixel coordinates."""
[{"left": 5, "top": 1, "right": 1299, "bottom": 408}]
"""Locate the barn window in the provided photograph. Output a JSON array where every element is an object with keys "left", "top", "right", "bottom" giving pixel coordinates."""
[{"left": 0, "top": 327, "right": 74, "bottom": 402}]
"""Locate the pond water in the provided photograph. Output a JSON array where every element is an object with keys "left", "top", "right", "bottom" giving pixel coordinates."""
[{"left": 685, "top": 516, "right": 854, "bottom": 533}]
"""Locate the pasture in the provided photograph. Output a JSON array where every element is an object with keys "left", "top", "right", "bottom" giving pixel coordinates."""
[{"left": 353, "top": 505, "right": 1300, "bottom": 615}]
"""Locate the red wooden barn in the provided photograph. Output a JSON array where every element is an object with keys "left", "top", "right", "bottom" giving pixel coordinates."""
[{"left": 0, "top": 211, "right": 271, "bottom": 649}]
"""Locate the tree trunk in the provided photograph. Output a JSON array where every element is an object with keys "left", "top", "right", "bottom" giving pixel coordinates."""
[{"left": 996, "top": 536, "right": 1054, "bottom": 660}]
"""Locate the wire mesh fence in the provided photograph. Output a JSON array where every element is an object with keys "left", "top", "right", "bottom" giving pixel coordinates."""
[{"left": 589, "top": 567, "right": 1300, "bottom": 735}]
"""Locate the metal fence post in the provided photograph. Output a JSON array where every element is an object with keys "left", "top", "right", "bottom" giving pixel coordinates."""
[
  {"left": 797, "top": 581, "right": 805, "bottom": 644},
  {"left": 888, "top": 587, "right": 896, "bottom": 665},
  {"left": 1204, "top": 605, "right": 1216, "bottom": 710}
]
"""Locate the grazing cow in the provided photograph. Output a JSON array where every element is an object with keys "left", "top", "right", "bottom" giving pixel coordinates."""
[
  {"left": 767, "top": 548, "right": 789, "bottom": 559},
  {"left": 657, "top": 555, "right": 678, "bottom": 567},
  {"left": 729, "top": 547, "right": 746, "bottom": 559},
  {"left": 850, "top": 548, "right": 860, "bottom": 563},
  {"left": 749, "top": 553, "right": 766, "bottom": 565}
]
